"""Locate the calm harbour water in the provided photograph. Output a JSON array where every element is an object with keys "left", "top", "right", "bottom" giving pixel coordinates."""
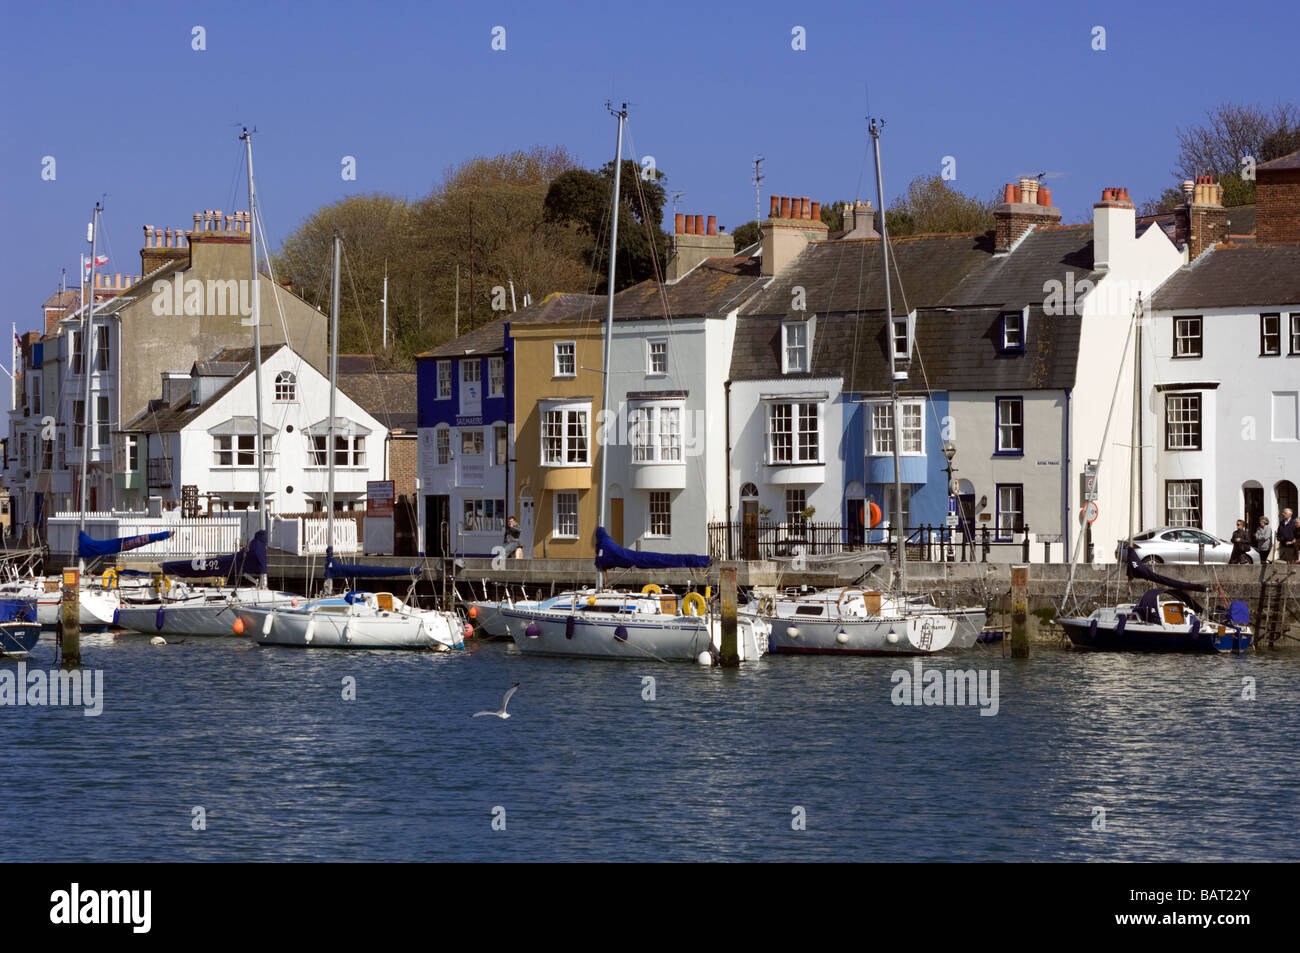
[{"left": 2, "top": 631, "right": 1297, "bottom": 862}]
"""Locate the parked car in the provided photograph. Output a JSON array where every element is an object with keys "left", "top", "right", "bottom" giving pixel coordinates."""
[{"left": 1120, "top": 527, "right": 1259, "bottom": 565}]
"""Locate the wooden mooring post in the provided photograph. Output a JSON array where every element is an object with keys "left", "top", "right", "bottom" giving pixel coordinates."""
[
  {"left": 59, "top": 567, "right": 81, "bottom": 667},
  {"left": 719, "top": 566, "right": 739, "bottom": 667},
  {"left": 1010, "top": 564, "right": 1030, "bottom": 658}
]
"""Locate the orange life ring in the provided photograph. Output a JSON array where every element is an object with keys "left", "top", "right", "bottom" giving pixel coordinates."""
[{"left": 868, "top": 502, "right": 882, "bottom": 528}]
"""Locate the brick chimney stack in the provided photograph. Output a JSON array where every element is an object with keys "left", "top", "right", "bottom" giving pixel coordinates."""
[
  {"left": 993, "top": 176, "right": 1061, "bottom": 253},
  {"left": 667, "top": 209, "right": 733, "bottom": 281},
  {"left": 1185, "top": 175, "right": 1227, "bottom": 260},
  {"left": 1255, "top": 150, "right": 1300, "bottom": 245},
  {"left": 759, "top": 192, "right": 830, "bottom": 275}
]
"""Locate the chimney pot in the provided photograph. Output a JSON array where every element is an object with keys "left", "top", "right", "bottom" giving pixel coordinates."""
[
  {"left": 694, "top": 214, "right": 704, "bottom": 235},
  {"left": 684, "top": 215, "right": 695, "bottom": 235},
  {"left": 706, "top": 215, "right": 717, "bottom": 236},
  {"left": 674, "top": 213, "right": 684, "bottom": 234},
  {"left": 1003, "top": 184, "right": 1016, "bottom": 203},
  {"left": 769, "top": 195, "right": 780, "bottom": 218},
  {"left": 1037, "top": 187, "right": 1051, "bottom": 207},
  {"left": 810, "top": 201, "right": 821, "bottom": 221},
  {"left": 780, "top": 196, "right": 791, "bottom": 219}
]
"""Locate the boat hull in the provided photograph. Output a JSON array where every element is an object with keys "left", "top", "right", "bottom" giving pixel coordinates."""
[
  {"left": 116, "top": 590, "right": 299, "bottom": 637},
  {"left": 767, "top": 613, "right": 957, "bottom": 655},
  {"left": 0, "top": 623, "right": 41, "bottom": 655},
  {"left": 502, "top": 606, "right": 767, "bottom": 661},
  {"left": 35, "top": 590, "right": 120, "bottom": 631},
  {"left": 236, "top": 604, "right": 462, "bottom": 650},
  {"left": 1059, "top": 618, "right": 1252, "bottom": 653}
]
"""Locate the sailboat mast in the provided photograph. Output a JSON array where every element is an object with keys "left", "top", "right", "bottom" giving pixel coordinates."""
[
  {"left": 870, "top": 119, "right": 906, "bottom": 590},
  {"left": 1130, "top": 294, "right": 1143, "bottom": 542},
  {"left": 597, "top": 102, "right": 626, "bottom": 587},
  {"left": 325, "top": 235, "right": 341, "bottom": 595},
  {"left": 78, "top": 202, "right": 102, "bottom": 570},
  {"left": 242, "top": 130, "right": 268, "bottom": 540}
]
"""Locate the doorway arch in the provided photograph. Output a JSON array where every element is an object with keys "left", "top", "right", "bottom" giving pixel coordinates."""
[
  {"left": 1276, "top": 480, "right": 1298, "bottom": 519},
  {"left": 1243, "top": 481, "right": 1263, "bottom": 527}
]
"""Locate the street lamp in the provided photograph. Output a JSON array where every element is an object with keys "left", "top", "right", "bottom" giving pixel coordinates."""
[{"left": 942, "top": 441, "right": 958, "bottom": 560}]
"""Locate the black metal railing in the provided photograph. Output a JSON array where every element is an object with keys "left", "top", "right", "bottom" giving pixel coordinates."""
[{"left": 707, "top": 521, "right": 1047, "bottom": 563}]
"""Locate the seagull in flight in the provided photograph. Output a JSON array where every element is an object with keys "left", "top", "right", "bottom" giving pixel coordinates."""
[{"left": 473, "top": 682, "right": 520, "bottom": 719}]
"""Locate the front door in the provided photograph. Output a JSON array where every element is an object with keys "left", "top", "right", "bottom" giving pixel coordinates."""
[
  {"left": 425, "top": 494, "right": 450, "bottom": 558},
  {"left": 741, "top": 499, "right": 759, "bottom": 560},
  {"left": 1244, "top": 486, "right": 1264, "bottom": 528},
  {"left": 959, "top": 493, "right": 976, "bottom": 540},
  {"left": 610, "top": 498, "right": 624, "bottom": 547},
  {"left": 519, "top": 496, "right": 535, "bottom": 555},
  {"left": 847, "top": 499, "right": 865, "bottom": 547}
]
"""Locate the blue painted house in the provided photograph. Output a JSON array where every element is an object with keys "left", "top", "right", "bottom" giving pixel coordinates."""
[{"left": 416, "top": 317, "right": 515, "bottom": 557}]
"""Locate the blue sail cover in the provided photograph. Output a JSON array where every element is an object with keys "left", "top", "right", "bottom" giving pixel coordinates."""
[
  {"left": 161, "top": 531, "right": 268, "bottom": 579},
  {"left": 594, "top": 526, "right": 711, "bottom": 571},
  {"left": 324, "top": 547, "right": 420, "bottom": 580},
  {"left": 78, "top": 530, "right": 171, "bottom": 558},
  {"left": 1120, "top": 544, "right": 1208, "bottom": 592}
]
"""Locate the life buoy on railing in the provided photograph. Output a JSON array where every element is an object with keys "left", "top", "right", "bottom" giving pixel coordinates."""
[
  {"left": 102, "top": 569, "right": 118, "bottom": 589},
  {"left": 155, "top": 574, "right": 170, "bottom": 598},
  {"left": 868, "top": 502, "right": 882, "bottom": 529},
  {"left": 682, "top": 592, "right": 707, "bottom": 617},
  {"left": 641, "top": 583, "right": 662, "bottom": 596},
  {"left": 758, "top": 595, "right": 776, "bottom": 617}
]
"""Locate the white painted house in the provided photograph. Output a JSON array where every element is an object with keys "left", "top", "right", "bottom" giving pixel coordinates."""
[
  {"left": 1146, "top": 244, "right": 1300, "bottom": 533},
  {"left": 122, "top": 344, "right": 387, "bottom": 513},
  {"left": 602, "top": 254, "right": 766, "bottom": 554}
]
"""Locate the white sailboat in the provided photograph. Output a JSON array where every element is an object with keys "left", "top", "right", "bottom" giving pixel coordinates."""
[
  {"left": 504, "top": 105, "right": 768, "bottom": 664},
  {"left": 237, "top": 233, "right": 463, "bottom": 650},
  {"left": 110, "top": 132, "right": 303, "bottom": 636},
  {"left": 747, "top": 118, "right": 963, "bottom": 655}
]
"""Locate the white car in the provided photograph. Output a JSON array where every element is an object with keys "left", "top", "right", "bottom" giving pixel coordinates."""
[{"left": 1123, "top": 527, "right": 1259, "bottom": 565}]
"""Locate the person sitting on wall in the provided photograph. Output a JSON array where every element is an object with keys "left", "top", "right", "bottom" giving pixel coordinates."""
[{"left": 503, "top": 515, "right": 523, "bottom": 559}]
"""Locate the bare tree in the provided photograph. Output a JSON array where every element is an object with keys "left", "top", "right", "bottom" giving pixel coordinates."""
[{"left": 1175, "top": 102, "right": 1300, "bottom": 179}]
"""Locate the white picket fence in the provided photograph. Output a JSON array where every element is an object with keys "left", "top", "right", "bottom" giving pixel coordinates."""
[
  {"left": 300, "top": 518, "right": 359, "bottom": 555},
  {"left": 48, "top": 513, "right": 244, "bottom": 558},
  {"left": 47, "top": 510, "right": 359, "bottom": 558}
]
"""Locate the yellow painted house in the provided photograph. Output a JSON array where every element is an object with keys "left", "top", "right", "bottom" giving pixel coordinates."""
[{"left": 510, "top": 294, "right": 609, "bottom": 558}]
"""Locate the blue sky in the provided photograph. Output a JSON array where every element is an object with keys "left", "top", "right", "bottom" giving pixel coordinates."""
[{"left": 2, "top": 0, "right": 1297, "bottom": 357}]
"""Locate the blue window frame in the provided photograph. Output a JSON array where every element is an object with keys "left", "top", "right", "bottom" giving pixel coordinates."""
[{"left": 995, "top": 396, "right": 1024, "bottom": 456}]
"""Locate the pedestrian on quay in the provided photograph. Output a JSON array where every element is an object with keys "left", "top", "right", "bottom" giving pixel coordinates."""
[
  {"left": 1255, "top": 516, "right": 1274, "bottom": 566},
  {"left": 1278, "top": 508, "right": 1298, "bottom": 565},
  {"left": 502, "top": 515, "right": 523, "bottom": 559},
  {"left": 1229, "top": 519, "right": 1253, "bottom": 564}
]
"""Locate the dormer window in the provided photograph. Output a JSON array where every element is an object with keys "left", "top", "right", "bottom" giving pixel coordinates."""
[
  {"left": 892, "top": 311, "right": 917, "bottom": 361},
  {"left": 1000, "top": 309, "right": 1027, "bottom": 353},
  {"left": 783, "top": 322, "right": 809, "bottom": 374}
]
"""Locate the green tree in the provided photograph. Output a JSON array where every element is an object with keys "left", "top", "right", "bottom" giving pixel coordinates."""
[
  {"left": 731, "top": 220, "right": 760, "bottom": 252},
  {"left": 884, "top": 176, "right": 991, "bottom": 236},
  {"left": 543, "top": 159, "right": 669, "bottom": 291},
  {"left": 274, "top": 147, "right": 588, "bottom": 361}
]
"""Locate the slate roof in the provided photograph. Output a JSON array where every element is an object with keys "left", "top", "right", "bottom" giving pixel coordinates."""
[
  {"left": 337, "top": 372, "right": 417, "bottom": 431},
  {"left": 731, "top": 225, "right": 1094, "bottom": 391},
  {"left": 742, "top": 233, "right": 992, "bottom": 319},
  {"left": 1259, "top": 150, "right": 1300, "bottom": 171},
  {"left": 611, "top": 257, "right": 765, "bottom": 320},
  {"left": 1149, "top": 244, "right": 1300, "bottom": 311},
  {"left": 420, "top": 292, "right": 608, "bottom": 359}
]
